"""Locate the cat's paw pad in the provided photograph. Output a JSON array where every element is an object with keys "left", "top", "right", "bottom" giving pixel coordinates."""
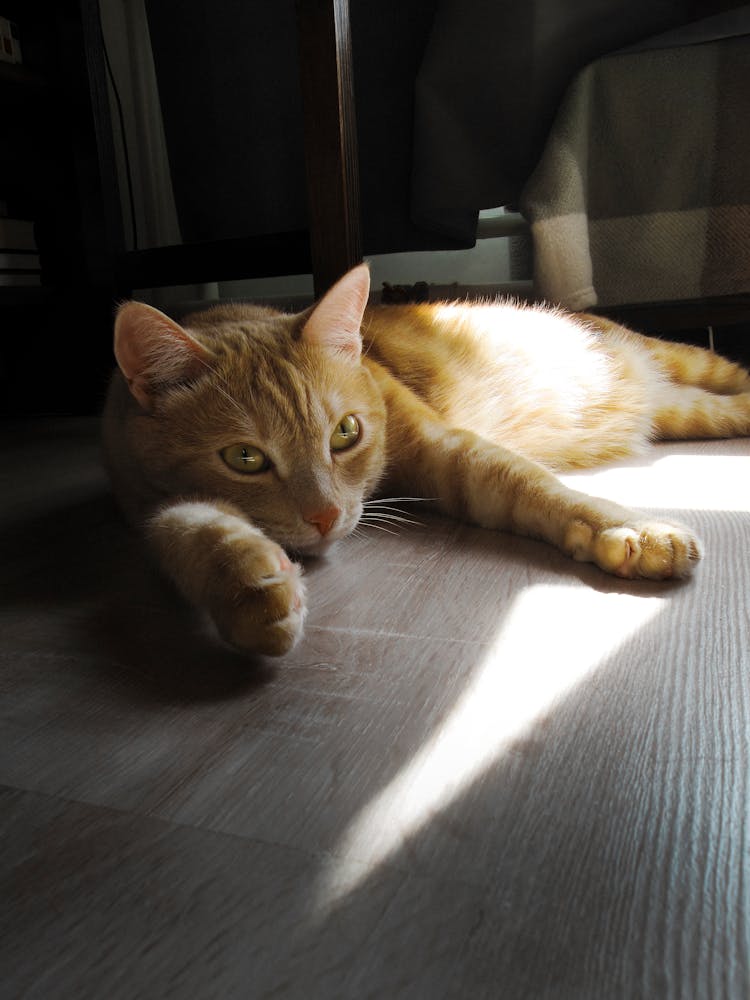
[
  {"left": 210, "top": 544, "right": 307, "bottom": 656},
  {"left": 567, "top": 519, "right": 701, "bottom": 580}
]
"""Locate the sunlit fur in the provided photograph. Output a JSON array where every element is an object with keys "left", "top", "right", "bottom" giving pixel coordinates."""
[
  {"left": 102, "top": 265, "right": 750, "bottom": 655},
  {"left": 363, "top": 301, "right": 750, "bottom": 470}
]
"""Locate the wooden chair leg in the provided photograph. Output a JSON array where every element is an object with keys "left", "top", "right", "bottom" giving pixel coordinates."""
[{"left": 295, "top": 0, "right": 362, "bottom": 297}]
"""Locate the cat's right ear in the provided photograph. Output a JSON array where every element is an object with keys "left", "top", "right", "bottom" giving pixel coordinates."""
[
  {"left": 114, "top": 302, "right": 212, "bottom": 411},
  {"left": 300, "top": 263, "right": 370, "bottom": 358}
]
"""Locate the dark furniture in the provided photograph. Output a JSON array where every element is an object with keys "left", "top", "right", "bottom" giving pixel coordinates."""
[
  {"left": 0, "top": 0, "right": 363, "bottom": 414},
  {"left": 1, "top": 0, "right": 748, "bottom": 416}
]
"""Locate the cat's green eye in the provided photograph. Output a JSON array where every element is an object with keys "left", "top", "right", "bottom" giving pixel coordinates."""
[
  {"left": 330, "top": 414, "right": 360, "bottom": 452},
  {"left": 220, "top": 443, "right": 271, "bottom": 474}
]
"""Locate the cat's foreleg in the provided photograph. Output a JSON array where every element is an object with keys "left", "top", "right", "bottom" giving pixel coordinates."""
[
  {"left": 447, "top": 435, "right": 701, "bottom": 579},
  {"left": 389, "top": 420, "right": 701, "bottom": 580},
  {"left": 371, "top": 368, "right": 702, "bottom": 580},
  {"left": 146, "top": 499, "right": 306, "bottom": 655}
]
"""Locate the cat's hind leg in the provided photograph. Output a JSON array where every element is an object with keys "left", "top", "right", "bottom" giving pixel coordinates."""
[
  {"left": 585, "top": 314, "right": 750, "bottom": 394},
  {"left": 651, "top": 383, "right": 750, "bottom": 440},
  {"left": 147, "top": 500, "right": 307, "bottom": 655},
  {"left": 646, "top": 336, "right": 750, "bottom": 394}
]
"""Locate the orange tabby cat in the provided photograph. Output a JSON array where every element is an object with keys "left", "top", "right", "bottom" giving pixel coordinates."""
[{"left": 102, "top": 264, "right": 750, "bottom": 655}]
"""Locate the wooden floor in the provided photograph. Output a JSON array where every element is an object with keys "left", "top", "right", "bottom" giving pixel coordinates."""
[{"left": 2, "top": 416, "right": 749, "bottom": 999}]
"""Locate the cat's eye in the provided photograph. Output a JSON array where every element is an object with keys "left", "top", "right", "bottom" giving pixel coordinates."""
[
  {"left": 220, "top": 443, "right": 271, "bottom": 474},
  {"left": 330, "top": 414, "right": 360, "bottom": 451}
]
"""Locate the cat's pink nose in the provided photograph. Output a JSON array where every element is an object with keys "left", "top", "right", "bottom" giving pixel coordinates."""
[{"left": 304, "top": 505, "right": 341, "bottom": 537}]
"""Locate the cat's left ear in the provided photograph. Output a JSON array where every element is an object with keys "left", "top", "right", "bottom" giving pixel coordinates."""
[
  {"left": 300, "top": 263, "right": 370, "bottom": 359},
  {"left": 114, "top": 301, "right": 213, "bottom": 411}
]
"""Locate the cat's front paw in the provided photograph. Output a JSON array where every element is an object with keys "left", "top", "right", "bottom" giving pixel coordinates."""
[
  {"left": 209, "top": 541, "right": 307, "bottom": 656},
  {"left": 565, "top": 517, "right": 701, "bottom": 580}
]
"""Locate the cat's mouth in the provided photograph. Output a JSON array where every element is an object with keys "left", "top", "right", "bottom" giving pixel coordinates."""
[
  {"left": 287, "top": 516, "right": 359, "bottom": 558},
  {"left": 288, "top": 530, "right": 350, "bottom": 558},
  {"left": 293, "top": 537, "right": 338, "bottom": 558}
]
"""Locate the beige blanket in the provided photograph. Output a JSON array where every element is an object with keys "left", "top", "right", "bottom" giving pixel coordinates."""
[{"left": 520, "top": 26, "right": 750, "bottom": 309}]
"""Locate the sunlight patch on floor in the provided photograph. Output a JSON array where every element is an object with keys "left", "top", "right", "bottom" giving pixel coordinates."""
[
  {"left": 315, "top": 582, "right": 664, "bottom": 911},
  {"left": 560, "top": 446, "right": 749, "bottom": 511}
]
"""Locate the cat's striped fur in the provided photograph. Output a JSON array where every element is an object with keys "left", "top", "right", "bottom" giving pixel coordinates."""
[{"left": 102, "top": 264, "right": 749, "bottom": 655}]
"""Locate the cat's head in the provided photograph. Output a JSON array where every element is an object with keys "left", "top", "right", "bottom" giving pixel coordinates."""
[{"left": 112, "top": 264, "right": 387, "bottom": 554}]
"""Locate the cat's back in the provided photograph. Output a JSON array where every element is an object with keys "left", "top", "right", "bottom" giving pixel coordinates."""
[
  {"left": 361, "top": 299, "right": 657, "bottom": 469},
  {"left": 363, "top": 298, "right": 619, "bottom": 375},
  {"left": 361, "top": 298, "right": 634, "bottom": 405}
]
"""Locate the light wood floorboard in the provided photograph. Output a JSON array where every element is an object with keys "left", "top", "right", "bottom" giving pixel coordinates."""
[{"left": 1, "top": 418, "right": 748, "bottom": 998}]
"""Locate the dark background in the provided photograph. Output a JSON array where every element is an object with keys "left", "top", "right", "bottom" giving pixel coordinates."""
[{"left": 1, "top": 0, "right": 748, "bottom": 417}]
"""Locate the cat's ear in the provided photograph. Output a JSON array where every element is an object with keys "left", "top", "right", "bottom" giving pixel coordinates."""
[
  {"left": 114, "top": 302, "right": 212, "bottom": 410},
  {"left": 300, "top": 263, "right": 370, "bottom": 358}
]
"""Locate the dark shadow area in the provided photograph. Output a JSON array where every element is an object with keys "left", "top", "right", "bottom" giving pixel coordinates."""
[{"left": 1, "top": 476, "right": 275, "bottom": 706}]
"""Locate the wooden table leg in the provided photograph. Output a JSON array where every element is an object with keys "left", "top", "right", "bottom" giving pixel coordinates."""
[{"left": 296, "top": 0, "right": 363, "bottom": 297}]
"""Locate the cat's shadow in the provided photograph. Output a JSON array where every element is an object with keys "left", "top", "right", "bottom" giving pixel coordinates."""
[
  {"left": 308, "top": 506, "right": 688, "bottom": 603},
  {"left": 2, "top": 492, "right": 688, "bottom": 708},
  {"left": 2, "top": 489, "right": 275, "bottom": 705}
]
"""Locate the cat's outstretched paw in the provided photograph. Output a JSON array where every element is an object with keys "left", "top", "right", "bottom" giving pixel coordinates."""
[
  {"left": 565, "top": 518, "right": 701, "bottom": 580},
  {"left": 149, "top": 502, "right": 307, "bottom": 657},
  {"left": 209, "top": 542, "right": 307, "bottom": 656}
]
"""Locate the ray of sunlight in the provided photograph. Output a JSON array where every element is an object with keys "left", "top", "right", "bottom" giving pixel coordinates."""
[
  {"left": 315, "top": 582, "right": 665, "bottom": 911},
  {"left": 559, "top": 445, "right": 749, "bottom": 511}
]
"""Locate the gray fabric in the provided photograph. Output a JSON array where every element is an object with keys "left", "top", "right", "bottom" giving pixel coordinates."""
[
  {"left": 410, "top": 0, "right": 699, "bottom": 243},
  {"left": 145, "top": 0, "right": 702, "bottom": 253},
  {"left": 520, "top": 11, "right": 750, "bottom": 309}
]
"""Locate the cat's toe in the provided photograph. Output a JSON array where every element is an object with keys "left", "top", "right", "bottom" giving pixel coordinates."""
[
  {"left": 596, "top": 522, "right": 701, "bottom": 580},
  {"left": 211, "top": 551, "right": 308, "bottom": 656},
  {"left": 228, "top": 569, "right": 307, "bottom": 655},
  {"left": 226, "top": 592, "right": 306, "bottom": 656}
]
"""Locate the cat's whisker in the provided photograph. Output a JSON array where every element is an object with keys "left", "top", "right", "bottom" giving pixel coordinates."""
[
  {"left": 362, "top": 505, "right": 424, "bottom": 519},
  {"left": 360, "top": 512, "right": 423, "bottom": 527},
  {"left": 359, "top": 514, "right": 423, "bottom": 534},
  {"left": 191, "top": 355, "right": 249, "bottom": 421},
  {"left": 214, "top": 384, "right": 250, "bottom": 421},
  {"left": 360, "top": 498, "right": 430, "bottom": 530},
  {"left": 364, "top": 504, "right": 420, "bottom": 515},
  {"left": 359, "top": 314, "right": 376, "bottom": 358},
  {"left": 365, "top": 496, "right": 438, "bottom": 504},
  {"left": 356, "top": 521, "right": 400, "bottom": 536}
]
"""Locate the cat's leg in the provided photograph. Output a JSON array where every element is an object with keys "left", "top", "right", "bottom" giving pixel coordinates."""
[
  {"left": 582, "top": 313, "right": 750, "bottom": 393},
  {"left": 377, "top": 375, "right": 700, "bottom": 580},
  {"left": 646, "top": 338, "right": 750, "bottom": 394},
  {"left": 457, "top": 439, "right": 700, "bottom": 579},
  {"left": 147, "top": 499, "right": 306, "bottom": 655},
  {"left": 651, "top": 383, "right": 750, "bottom": 440}
]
